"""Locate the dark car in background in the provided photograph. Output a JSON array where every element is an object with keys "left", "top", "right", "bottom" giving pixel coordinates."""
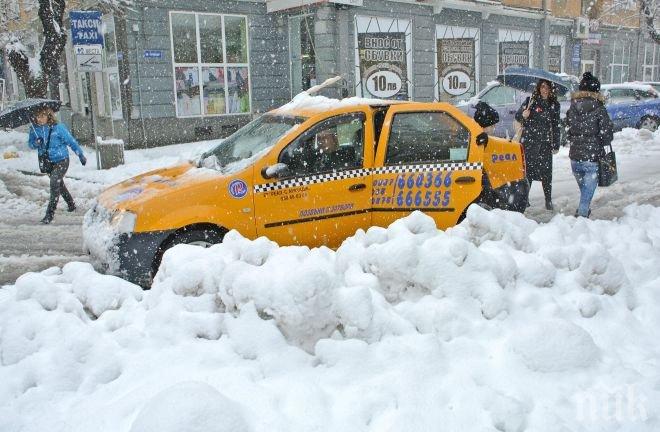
[{"left": 602, "top": 83, "right": 660, "bottom": 131}]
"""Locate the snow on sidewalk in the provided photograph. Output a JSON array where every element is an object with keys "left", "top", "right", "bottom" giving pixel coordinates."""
[{"left": 0, "top": 205, "right": 659, "bottom": 432}]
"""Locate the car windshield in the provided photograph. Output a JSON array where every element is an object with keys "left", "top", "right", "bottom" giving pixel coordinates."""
[{"left": 200, "top": 115, "right": 305, "bottom": 169}]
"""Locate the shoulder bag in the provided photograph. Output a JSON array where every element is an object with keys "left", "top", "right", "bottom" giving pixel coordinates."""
[
  {"left": 38, "top": 127, "right": 54, "bottom": 174},
  {"left": 598, "top": 144, "right": 617, "bottom": 187},
  {"left": 512, "top": 97, "right": 534, "bottom": 142}
]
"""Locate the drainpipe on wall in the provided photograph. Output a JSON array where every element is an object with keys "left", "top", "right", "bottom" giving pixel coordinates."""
[{"left": 133, "top": 9, "right": 147, "bottom": 147}]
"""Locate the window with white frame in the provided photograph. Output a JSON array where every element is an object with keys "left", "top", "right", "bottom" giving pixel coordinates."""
[
  {"left": 643, "top": 42, "right": 659, "bottom": 82},
  {"left": 498, "top": 29, "right": 533, "bottom": 74},
  {"left": 549, "top": 35, "right": 565, "bottom": 74},
  {"left": 170, "top": 11, "right": 251, "bottom": 117},
  {"left": 435, "top": 25, "right": 480, "bottom": 102},
  {"left": 609, "top": 40, "right": 631, "bottom": 84},
  {"left": 101, "top": 14, "right": 122, "bottom": 120}
]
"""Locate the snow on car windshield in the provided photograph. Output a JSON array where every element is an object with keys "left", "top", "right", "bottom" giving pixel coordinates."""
[{"left": 201, "top": 115, "right": 305, "bottom": 171}]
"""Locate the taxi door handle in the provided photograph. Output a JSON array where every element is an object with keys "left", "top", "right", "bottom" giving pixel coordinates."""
[
  {"left": 455, "top": 176, "right": 476, "bottom": 184},
  {"left": 349, "top": 183, "right": 367, "bottom": 191}
]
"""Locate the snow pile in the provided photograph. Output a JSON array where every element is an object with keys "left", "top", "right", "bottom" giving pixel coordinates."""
[
  {"left": 278, "top": 92, "right": 392, "bottom": 113},
  {"left": 0, "top": 131, "right": 29, "bottom": 153},
  {"left": 2, "top": 205, "right": 660, "bottom": 431}
]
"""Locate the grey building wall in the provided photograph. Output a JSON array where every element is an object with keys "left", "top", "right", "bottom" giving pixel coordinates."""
[
  {"left": 121, "top": 0, "right": 289, "bottom": 148},
  {"left": 280, "top": 0, "right": 438, "bottom": 100}
]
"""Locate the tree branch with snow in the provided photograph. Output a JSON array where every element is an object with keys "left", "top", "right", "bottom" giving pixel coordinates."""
[{"left": 640, "top": 0, "right": 660, "bottom": 43}]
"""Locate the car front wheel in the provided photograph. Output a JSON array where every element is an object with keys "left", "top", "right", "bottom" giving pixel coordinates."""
[
  {"left": 151, "top": 227, "right": 226, "bottom": 280},
  {"left": 639, "top": 116, "right": 659, "bottom": 132}
]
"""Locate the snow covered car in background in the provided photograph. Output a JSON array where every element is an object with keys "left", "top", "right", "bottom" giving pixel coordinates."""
[
  {"left": 83, "top": 96, "right": 528, "bottom": 287},
  {"left": 601, "top": 83, "right": 660, "bottom": 131}
]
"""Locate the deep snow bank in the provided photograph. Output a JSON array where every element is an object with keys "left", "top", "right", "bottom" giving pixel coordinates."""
[{"left": 1, "top": 205, "right": 660, "bottom": 431}]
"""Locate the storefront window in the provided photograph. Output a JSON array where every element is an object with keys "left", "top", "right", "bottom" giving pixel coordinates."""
[
  {"left": 170, "top": 12, "right": 251, "bottom": 117},
  {"left": 176, "top": 66, "right": 201, "bottom": 116},
  {"left": 202, "top": 67, "right": 225, "bottom": 115},
  {"left": 643, "top": 43, "right": 658, "bottom": 81},
  {"left": 355, "top": 16, "right": 412, "bottom": 100},
  {"left": 101, "top": 14, "right": 123, "bottom": 120},
  {"left": 498, "top": 29, "right": 533, "bottom": 74},
  {"left": 199, "top": 15, "right": 223, "bottom": 64},
  {"left": 436, "top": 25, "right": 479, "bottom": 103},
  {"left": 172, "top": 13, "right": 198, "bottom": 64},
  {"left": 225, "top": 16, "right": 248, "bottom": 63},
  {"left": 609, "top": 41, "right": 630, "bottom": 84}
]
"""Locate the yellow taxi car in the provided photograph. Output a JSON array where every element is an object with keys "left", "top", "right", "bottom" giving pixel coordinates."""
[{"left": 83, "top": 97, "right": 528, "bottom": 286}]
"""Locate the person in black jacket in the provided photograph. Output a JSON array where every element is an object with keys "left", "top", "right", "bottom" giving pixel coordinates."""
[
  {"left": 515, "top": 79, "right": 561, "bottom": 211},
  {"left": 565, "top": 72, "right": 614, "bottom": 218}
]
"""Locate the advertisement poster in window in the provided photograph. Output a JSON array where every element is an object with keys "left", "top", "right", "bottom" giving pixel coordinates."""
[
  {"left": 357, "top": 31, "right": 408, "bottom": 100},
  {"left": 498, "top": 41, "right": 529, "bottom": 73},
  {"left": 203, "top": 67, "right": 225, "bottom": 115},
  {"left": 437, "top": 38, "right": 475, "bottom": 101},
  {"left": 175, "top": 66, "right": 201, "bottom": 116},
  {"left": 548, "top": 46, "right": 562, "bottom": 73},
  {"left": 227, "top": 67, "right": 250, "bottom": 113}
]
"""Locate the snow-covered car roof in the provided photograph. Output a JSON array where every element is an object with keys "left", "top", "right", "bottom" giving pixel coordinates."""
[
  {"left": 601, "top": 83, "right": 657, "bottom": 94},
  {"left": 272, "top": 93, "right": 405, "bottom": 118}
]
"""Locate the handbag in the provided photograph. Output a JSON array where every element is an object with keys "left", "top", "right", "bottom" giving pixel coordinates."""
[
  {"left": 598, "top": 144, "right": 617, "bottom": 187},
  {"left": 37, "top": 127, "right": 53, "bottom": 174},
  {"left": 512, "top": 96, "right": 534, "bottom": 142}
]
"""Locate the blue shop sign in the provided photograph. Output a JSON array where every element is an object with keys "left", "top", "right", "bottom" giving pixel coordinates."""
[
  {"left": 70, "top": 11, "right": 104, "bottom": 46},
  {"left": 571, "top": 43, "right": 581, "bottom": 70},
  {"left": 144, "top": 50, "right": 164, "bottom": 59}
]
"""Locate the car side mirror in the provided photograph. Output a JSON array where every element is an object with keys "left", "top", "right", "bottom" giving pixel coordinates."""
[
  {"left": 476, "top": 132, "right": 489, "bottom": 147},
  {"left": 261, "top": 163, "right": 290, "bottom": 179}
]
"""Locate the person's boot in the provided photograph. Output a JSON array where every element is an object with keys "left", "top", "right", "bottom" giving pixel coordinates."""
[
  {"left": 40, "top": 214, "right": 53, "bottom": 224},
  {"left": 67, "top": 203, "right": 76, "bottom": 212},
  {"left": 545, "top": 200, "right": 554, "bottom": 211}
]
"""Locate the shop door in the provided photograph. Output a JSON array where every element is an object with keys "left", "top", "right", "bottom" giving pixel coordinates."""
[{"left": 289, "top": 15, "right": 316, "bottom": 97}]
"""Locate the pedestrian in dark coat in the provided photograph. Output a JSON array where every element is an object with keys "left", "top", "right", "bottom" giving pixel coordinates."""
[
  {"left": 28, "top": 107, "right": 87, "bottom": 224},
  {"left": 565, "top": 72, "right": 614, "bottom": 218},
  {"left": 515, "top": 79, "right": 561, "bottom": 211}
]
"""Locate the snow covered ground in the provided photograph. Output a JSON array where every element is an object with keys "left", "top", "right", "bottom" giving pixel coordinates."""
[{"left": 0, "top": 128, "right": 659, "bottom": 431}]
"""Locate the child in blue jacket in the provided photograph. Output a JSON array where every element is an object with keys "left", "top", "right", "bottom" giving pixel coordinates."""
[{"left": 29, "top": 107, "right": 87, "bottom": 224}]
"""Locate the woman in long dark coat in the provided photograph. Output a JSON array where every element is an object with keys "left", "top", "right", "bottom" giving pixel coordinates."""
[{"left": 515, "top": 79, "right": 561, "bottom": 211}]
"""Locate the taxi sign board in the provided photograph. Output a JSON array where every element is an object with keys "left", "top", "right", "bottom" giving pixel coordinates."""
[{"left": 70, "top": 11, "right": 104, "bottom": 71}]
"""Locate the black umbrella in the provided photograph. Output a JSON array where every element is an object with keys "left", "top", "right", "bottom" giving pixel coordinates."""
[
  {"left": 0, "top": 98, "right": 62, "bottom": 129},
  {"left": 497, "top": 67, "right": 577, "bottom": 96}
]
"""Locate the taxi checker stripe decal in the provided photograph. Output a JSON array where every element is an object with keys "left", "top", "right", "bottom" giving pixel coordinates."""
[
  {"left": 372, "top": 162, "right": 482, "bottom": 174},
  {"left": 254, "top": 168, "right": 368, "bottom": 193},
  {"left": 254, "top": 162, "right": 482, "bottom": 194}
]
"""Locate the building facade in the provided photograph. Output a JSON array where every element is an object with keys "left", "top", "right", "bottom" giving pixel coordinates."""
[{"left": 2, "top": 0, "right": 659, "bottom": 148}]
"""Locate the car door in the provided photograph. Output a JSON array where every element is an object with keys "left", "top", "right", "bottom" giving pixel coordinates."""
[
  {"left": 254, "top": 111, "right": 374, "bottom": 248},
  {"left": 371, "top": 104, "right": 484, "bottom": 230},
  {"left": 478, "top": 85, "right": 519, "bottom": 138},
  {"left": 606, "top": 89, "right": 637, "bottom": 130},
  {"left": 632, "top": 90, "right": 659, "bottom": 129}
]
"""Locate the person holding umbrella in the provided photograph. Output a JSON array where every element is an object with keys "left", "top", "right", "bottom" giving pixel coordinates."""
[
  {"left": 515, "top": 79, "right": 561, "bottom": 211},
  {"left": 28, "top": 106, "right": 87, "bottom": 224}
]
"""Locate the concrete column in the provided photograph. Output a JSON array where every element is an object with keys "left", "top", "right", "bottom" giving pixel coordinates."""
[
  {"left": 314, "top": 4, "right": 341, "bottom": 98},
  {"left": 540, "top": 0, "right": 550, "bottom": 70}
]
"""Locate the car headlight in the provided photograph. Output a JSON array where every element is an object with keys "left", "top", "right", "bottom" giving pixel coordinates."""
[{"left": 110, "top": 210, "right": 137, "bottom": 234}]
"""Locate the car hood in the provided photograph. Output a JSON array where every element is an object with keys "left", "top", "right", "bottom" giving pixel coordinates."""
[{"left": 97, "top": 162, "right": 209, "bottom": 210}]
